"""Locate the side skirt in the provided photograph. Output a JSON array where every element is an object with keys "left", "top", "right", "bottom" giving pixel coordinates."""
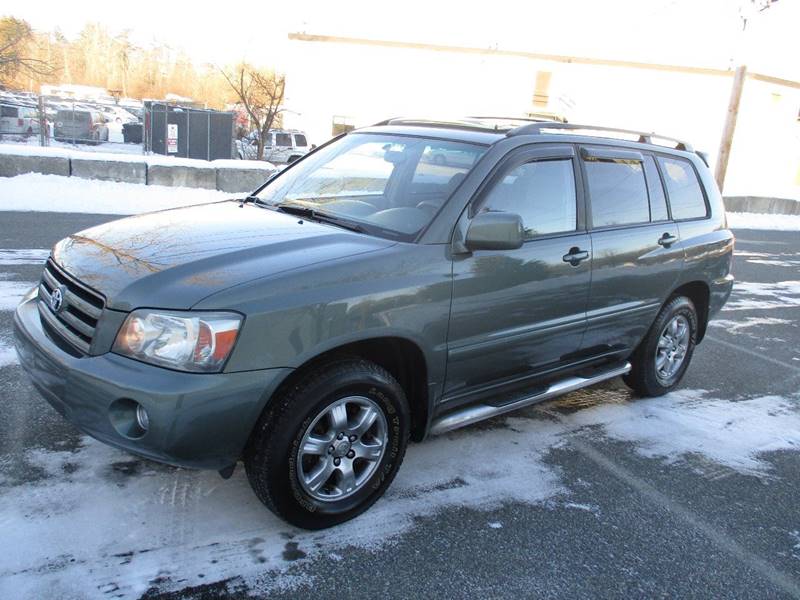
[{"left": 429, "top": 361, "right": 631, "bottom": 435}]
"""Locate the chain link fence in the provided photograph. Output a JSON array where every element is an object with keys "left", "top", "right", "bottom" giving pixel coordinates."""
[{"left": 0, "top": 94, "right": 233, "bottom": 160}]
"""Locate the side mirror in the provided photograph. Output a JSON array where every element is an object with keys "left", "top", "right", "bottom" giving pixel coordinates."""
[{"left": 465, "top": 211, "right": 524, "bottom": 251}]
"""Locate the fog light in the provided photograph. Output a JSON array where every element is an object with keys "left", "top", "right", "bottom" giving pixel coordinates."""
[{"left": 135, "top": 404, "right": 150, "bottom": 431}]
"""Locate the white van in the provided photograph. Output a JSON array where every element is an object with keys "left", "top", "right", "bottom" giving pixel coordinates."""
[
  {"left": 236, "top": 129, "right": 310, "bottom": 163},
  {"left": 0, "top": 104, "right": 41, "bottom": 136}
]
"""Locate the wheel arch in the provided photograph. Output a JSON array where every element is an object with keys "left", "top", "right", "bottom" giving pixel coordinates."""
[
  {"left": 259, "top": 335, "right": 431, "bottom": 443},
  {"left": 669, "top": 280, "right": 711, "bottom": 341}
]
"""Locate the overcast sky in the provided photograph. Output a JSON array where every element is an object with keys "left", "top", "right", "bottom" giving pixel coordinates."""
[{"left": 9, "top": 0, "right": 798, "bottom": 80}]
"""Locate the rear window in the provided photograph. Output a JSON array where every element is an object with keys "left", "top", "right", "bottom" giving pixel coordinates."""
[
  {"left": 1, "top": 105, "right": 17, "bottom": 118},
  {"left": 658, "top": 157, "right": 708, "bottom": 220},
  {"left": 585, "top": 158, "right": 650, "bottom": 228}
]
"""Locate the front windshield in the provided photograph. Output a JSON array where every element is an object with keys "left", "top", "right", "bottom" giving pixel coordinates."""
[{"left": 255, "top": 133, "right": 488, "bottom": 240}]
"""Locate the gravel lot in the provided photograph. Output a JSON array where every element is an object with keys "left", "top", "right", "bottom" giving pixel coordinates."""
[{"left": 0, "top": 212, "right": 798, "bottom": 599}]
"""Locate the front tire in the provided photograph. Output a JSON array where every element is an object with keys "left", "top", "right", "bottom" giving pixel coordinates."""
[
  {"left": 244, "top": 359, "right": 410, "bottom": 529},
  {"left": 623, "top": 295, "right": 698, "bottom": 397}
]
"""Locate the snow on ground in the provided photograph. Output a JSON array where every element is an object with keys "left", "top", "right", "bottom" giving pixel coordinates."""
[
  {"left": 727, "top": 212, "right": 800, "bottom": 231},
  {"left": 0, "top": 136, "right": 144, "bottom": 156},
  {"left": 709, "top": 316, "right": 794, "bottom": 334},
  {"left": 0, "top": 342, "right": 17, "bottom": 367},
  {"left": 735, "top": 250, "right": 800, "bottom": 268},
  {"left": 0, "top": 387, "right": 798, "bottom": 598},
  {"left": 724, "top": 281, "right": 800, "bottom": 311},
  {"left": 0, "top": 173, "right": 229, "bottom": 215},
  {"left": 0, "top": 249, "right": 50, "bottom": 265},
  {"left": 0, "top": 280, "right": 35, "bottom": 310},
  {"left": 0, "top": 140, "right": 276, "bottom": 169}
]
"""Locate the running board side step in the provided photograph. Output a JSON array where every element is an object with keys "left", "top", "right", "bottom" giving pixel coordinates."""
[{"left": 429, "top": 362, "right": 631, "bottom": 436}]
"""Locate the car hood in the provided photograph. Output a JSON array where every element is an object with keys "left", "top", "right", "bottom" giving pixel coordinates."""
[{"left": 51, "top": 201, "right": 395, "bottom": 311}]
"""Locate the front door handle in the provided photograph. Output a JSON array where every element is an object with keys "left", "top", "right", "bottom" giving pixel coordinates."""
[
  {"left": 658, "top": 233, "right": 679, "bottom": 247},
  {"left": 562, "top": 247, "right": 590, "bottom": 266}
]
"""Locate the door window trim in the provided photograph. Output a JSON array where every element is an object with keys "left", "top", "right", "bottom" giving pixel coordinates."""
[
  {"left": 468, "top": 144, "right": 586, "bottom": 242},
  {"left": 579, "top": 144, "right": 666, "bottom": 232}
]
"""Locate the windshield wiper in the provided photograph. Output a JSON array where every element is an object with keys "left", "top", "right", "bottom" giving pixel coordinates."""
[{"left": 275, "top": 203, "right": 366, "bottom": 233}]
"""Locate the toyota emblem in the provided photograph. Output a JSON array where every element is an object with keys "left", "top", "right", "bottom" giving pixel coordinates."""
[{"left": 50, "top": 286, "right": 66, "bottom": 313}]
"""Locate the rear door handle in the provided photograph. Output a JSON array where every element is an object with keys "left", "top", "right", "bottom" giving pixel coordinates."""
[
  {"left": 658, "top": 233, "right": 679, "bottom": 247},
  {"left": 562, "top": 247, "right": 590, "bottom": 266}
]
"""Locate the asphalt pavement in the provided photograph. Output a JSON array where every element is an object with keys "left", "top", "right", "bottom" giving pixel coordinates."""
[{"left": 0, "top": 212, "right": 798, "bottom": 599}]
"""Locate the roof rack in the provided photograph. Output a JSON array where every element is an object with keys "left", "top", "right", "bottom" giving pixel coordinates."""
[
  {"left": 464, "top": 115, "right": 558, "bottom": 124},
  {"left": 507, "top": 122, "right": 693, "bottom": 152},
  {"left": 371, "top": 117, "right": 514, "bottom": 133}
]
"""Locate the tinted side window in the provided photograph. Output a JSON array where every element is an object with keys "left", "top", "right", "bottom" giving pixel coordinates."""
[
  {"left": 643, "top": 156, "right": 669, "bottom": 221},
  {"left": 480, "top": 159, "right": 576, "bottom": 238},
  {"left": 658, "top": 157, "right": 708, "bottom": 219},
  {"left": 275, "top": 133, "right": 292, "bottom": 146},
  {"left": 293, "top": 134, "right": 307, "bottom": 147},
  {"left": 1, "top": 105, "right": 17, "bottom": 118},
  {"left": 585, "top": 159, "right": 649, "bottom": 227}
]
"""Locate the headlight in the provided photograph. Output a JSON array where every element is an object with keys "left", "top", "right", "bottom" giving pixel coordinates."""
[{"left": 113, "top": 310, "right": 242, "bottom": 373}]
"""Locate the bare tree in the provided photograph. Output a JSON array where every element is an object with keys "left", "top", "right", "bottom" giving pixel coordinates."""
[
  {"left": 221, "top": 63, "right": 285, "bottom": 160},
  {"left": 0, "top": 17, "right": 52, "bottom": 86}
]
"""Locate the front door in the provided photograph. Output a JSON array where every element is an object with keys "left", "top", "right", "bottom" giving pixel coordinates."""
[{"left": 444, "top": 144, "right": 591, "bottom": 402}]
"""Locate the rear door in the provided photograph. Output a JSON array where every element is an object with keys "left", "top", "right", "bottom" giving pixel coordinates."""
[
  {"left": 445, "top": 144, "right": 592, "bottom": 401},
  {"left": 580, "top": 145, "right": 684, "bottom": 354}
]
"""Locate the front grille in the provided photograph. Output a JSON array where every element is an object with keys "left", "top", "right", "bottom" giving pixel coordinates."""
[{"left": 38, "top": 259, "right": 105, "bottom": 354}]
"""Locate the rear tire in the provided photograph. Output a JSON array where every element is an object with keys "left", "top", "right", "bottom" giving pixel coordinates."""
[
  {"left": 623, "top": 295, "right": 698, "bottom": 397},
  {"left": 244, "top": 358, "right": 410, "bottom": 529}
]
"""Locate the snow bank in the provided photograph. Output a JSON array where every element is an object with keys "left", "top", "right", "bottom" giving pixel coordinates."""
[
  {"left": 0, "top": 173, "right": 229, "bottom": 215},
  {"left": 727, "top": 212, "right": 800, "bottom": 231},
  {"left": 0, "top": 141, "right": 275, "bottom": 170}
]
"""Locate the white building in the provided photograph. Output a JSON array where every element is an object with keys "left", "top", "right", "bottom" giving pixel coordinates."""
[{"left": 283, "top": 33, "right": 800, "bottom": 200}]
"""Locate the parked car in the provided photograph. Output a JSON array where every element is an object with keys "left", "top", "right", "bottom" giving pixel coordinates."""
[
  {"left": 54, "top": 109, "right": 109, "bottom": 144},
  {"left": 236, "top": 129, "right": 310, "bottom": 163},
  {"left": 97, "top": 104, "right": 138, "bottom": 124},
  {"left": 0, "top": 103, "right": 40, "bottom": 136},
  {"left": 14, "top": 118, "right": 733, "bottom": 529}
]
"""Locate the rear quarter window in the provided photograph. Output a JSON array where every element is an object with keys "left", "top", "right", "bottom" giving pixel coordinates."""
[{"left": 658, "top": 156, "right": 708, "bottom": 220}]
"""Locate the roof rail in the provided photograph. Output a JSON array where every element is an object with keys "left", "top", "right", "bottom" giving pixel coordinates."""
[
  {"left": 507, "top": 122, "right": 693, "bottom": 152},
  {"left": 371, "top": 117, "right": 512, "bottom": 133}
]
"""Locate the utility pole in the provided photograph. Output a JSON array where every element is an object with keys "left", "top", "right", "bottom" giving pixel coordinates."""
[
  {"left": 715, "top": 0, "right": 777, "bottom": 192},
  {"left": 714, "top": 65, "right": 746, "bottom": 191}
]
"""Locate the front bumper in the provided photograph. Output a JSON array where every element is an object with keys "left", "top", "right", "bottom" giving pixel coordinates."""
[{"left": 13, "top": 291, "right": 290, "bottom": 470}]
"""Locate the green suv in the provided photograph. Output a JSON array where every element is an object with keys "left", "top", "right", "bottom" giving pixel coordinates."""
[{"left": 14, "top": 118, "right": 734, "bottom": 529}]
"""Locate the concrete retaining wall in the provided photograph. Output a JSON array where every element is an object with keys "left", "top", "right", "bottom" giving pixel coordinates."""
[
  {"left": 147, "top": 165, "right": 216, "bottom": 189},
  {"left": 5, "top": 150, "right": 796, "bottom": 213},
  {"left": 0, "top": 154, "right": 70, "bottom": 178},
  {"left": 216, "top": 167, "right": 274, "bottom": 193},
  {"left": 723, "top": 196, "right": 800, "bottom": 216},
  {"left": 70, "top": 158, "right": 146, "bottom": 184}
]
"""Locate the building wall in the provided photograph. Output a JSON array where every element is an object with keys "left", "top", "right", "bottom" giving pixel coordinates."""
[{"left": 285, "top": 37, "right": 800, "bottom": 200}]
